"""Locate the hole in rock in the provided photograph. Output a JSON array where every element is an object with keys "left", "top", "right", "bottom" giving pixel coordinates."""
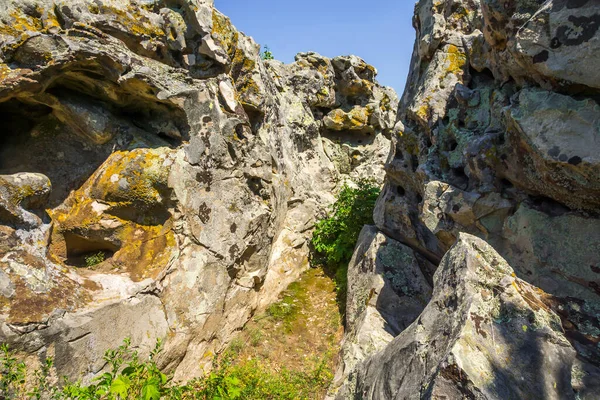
[
  {"left": 449, "top": 139, "right": 458, "bottom": 151},
  {"left": 497, "top": 133, "right": 506, "bottom": 145},
  {"left": 451, "top": 167, "right": 469, "bottom": 190},
  {"left": 500, "top": 178, "right": 514, "bottom": 190},
  {"left": 106, "top": 204, "right": 171, "bottom": 226},
  {"left": 530, "top": 195, "right": 571, "bottom": 217},
  {"left": 0, "top": 99, "right": 110, "bottom": 209},
  {"left": 397, "top": 186, "right": 406, "bottom": 196},
  {"left": 63, "top": 233, "right": 119, "bottom": 268},
  {"left": 411, "top": 155, "right": 419, "bottom": 172}
]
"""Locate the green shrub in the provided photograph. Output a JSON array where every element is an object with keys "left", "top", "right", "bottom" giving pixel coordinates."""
[
  {"left": 184, "top": 356, "right": 331, "bottom": 400},
  {"left": 0, "top": 339, "right": 331, "bottom": 400},
  {"left": 260, "top": 45, "right": 274, "bottom": 60},
  {"left": 311, "top": 179, "right": 380, "bottom": 314},
  {"left": 84, "top": 251, "right": 106, "bottom": 267}
]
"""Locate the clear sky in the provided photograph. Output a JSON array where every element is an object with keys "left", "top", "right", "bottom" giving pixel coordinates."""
[{"left": 214, "top": 0, "right": 416, "bottom": 95}]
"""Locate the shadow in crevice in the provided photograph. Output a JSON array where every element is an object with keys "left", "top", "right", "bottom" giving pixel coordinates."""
[
  {"left": 63, "top": 232, "right": 119, "bottom": 268},
  {"left": 0, "top": 98, "right": 111, "bottom": 210}
]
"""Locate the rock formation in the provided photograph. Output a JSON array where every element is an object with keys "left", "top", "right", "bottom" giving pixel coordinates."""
[
  {"left": 2, "top": 0, "right": 599, "bottom": 397},
  {"left": 331, "top": 0, "right": 600, "bottom": 399},
  {"left": 0, "top": 0, "right": 397, "bottom": 380}
]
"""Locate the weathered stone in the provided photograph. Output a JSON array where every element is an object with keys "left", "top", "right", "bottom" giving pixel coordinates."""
[
  {"left": 0, "top": 173, "right": 51, "bottom": 228},
  {"left": 329, "top": 226, "right": 432, "bottom": 399},
  {"left": 0, "top": 0, "right": 397, "bottom": 382},
  {"left": 502, "top": 88, "right": 600, "bottom": 212},
  {"left": 338, "top": 0, "right": 600, "bottom": 397},
  {"left": 352, "top": 234, "right": 600, "bottom": 400}
]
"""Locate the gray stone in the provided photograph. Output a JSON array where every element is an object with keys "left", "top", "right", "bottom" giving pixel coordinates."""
[{"left": 352, "top": 234, "right": 600, "bottom": 400}]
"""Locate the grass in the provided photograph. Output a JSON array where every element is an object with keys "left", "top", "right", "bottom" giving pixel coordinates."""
[
  {"left": 221, "top": 268, "right": 343, "bottom": 399},
  {"left": 0, "top": 259, "right": 344, "bottom": 400}
]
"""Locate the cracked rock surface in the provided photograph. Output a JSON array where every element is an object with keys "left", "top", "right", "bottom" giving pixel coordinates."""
[
  {"left": 0, "top": 0, "right": 397, "bottom": 380},
  {"left": 331, "top": 0, "right": 600, "bottom": 398}
]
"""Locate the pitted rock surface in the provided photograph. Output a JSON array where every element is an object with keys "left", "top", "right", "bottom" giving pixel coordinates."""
[
  {"left": 332, "top": 0, "right": 600, "bottom": 398},
  {"left": 0, "top": 0, "right": 397, "bottom": 380}
]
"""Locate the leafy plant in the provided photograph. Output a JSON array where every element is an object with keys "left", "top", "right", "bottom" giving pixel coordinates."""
[
  {"left": 84, "top": 251, "right": 106, "bottom": 267},
  {"left": 0, "top": 343, "right": 26, "bottom": 399},
  {"left": 311, "top": 179, "right": 380, "bottom": 314},
  {"left": 183, "top": 355, "right": 331, "bottom": 400},
  {"left": 260, "top": 45, "right": 274, "bottom": 60},
  {"left": 0, "top": 336, "right": 333, "bottom": 400}
]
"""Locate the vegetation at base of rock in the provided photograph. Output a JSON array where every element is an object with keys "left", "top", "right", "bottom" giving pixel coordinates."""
[
  {"left": 218, "top": 268, "right": 342, "bottom": 399},
  {"left": 84, "top": 251, "right": 106, "bottom": 267},
  {"left": 0, "top": 338, "right": 314, "bottom": 399},
  {"left": 260, "top": 45, "right": 274, "bottom": 60},
  {"left": 0, "top": 277, "right": 339, "bottom": 399},
  {"left": 311, "top": 179, "right": 380, "bottom": 314},
  {"left": 266, "top": 279, "right": 307, "bottom": 332},
  {"left": 1, "top": 339, "right": 174, "bottom": 399}
]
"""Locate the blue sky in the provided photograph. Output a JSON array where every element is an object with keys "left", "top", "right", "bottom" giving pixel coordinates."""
[{"left": 214, "top": 0, "right": 416, "bottom": 94}]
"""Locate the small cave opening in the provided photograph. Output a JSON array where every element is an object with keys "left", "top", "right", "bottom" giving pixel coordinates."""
[
  {"left": 451, "top": 166, "right": 469, "bottom": 190},
  {"left": 469, "top": 66, "right": 496, "bottom": 88},
  {"left": 500, "top": 178, "right": 514, "bottom": 190},
  {"left": 46, "top": 76, "right": 191, "bottom": 145},
  {"left": 529, "top": 195, "right": 572, "bottom": 217},
  {"left": 106, "top": 204, "right": 172, "bottom": 227},
  {"left": 0, "top": 97, "right": 113, "bottom": 209},
  {"left": 244, "top": 107, "right": 264, "bottom": 134},
  {"left": 63, "top": 232, "right": 120, "bottom": 268},
  {"left": 448, "top": 139, "right": 458, "bottom": 151},
  {"left": 496, "top": 132, "right": 506, "bottom": 146},
  {"left": 424, "top": 137, "right": 433, "bottom": 149},
  {"left": 397, "top": 186, "right": 406, "bottom": 196},
  {"left": 411, "top": 155, "right": 419, "bottom": 172}
]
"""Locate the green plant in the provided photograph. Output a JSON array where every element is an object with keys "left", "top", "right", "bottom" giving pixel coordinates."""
[
  {"left": 61, "top": 338, "right": 171, "bottom": 400},
  {"left": 84, "top": 251, "right": 106, "bottom": 267},
  {"left": 1, "top": 333, "right": 334, "bottom": 400},
  {"left": 0, "top": 343, "right": 26, "bottom": 399},
  {"left": 248, "top": 329, "right": 263, "bottom": 347},
  {"left": 184, "top": 355, "right": 331, "bottom": 400},
  {"left": 260, "top": 45, "right": 274, "bottom": 60},
  {"left": 311, "top": 179, "right": 380, "bottom": 314}
]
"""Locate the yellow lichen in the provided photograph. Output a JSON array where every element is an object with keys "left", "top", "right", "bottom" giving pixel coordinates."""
[
  {"left": 212, "top": 10, "right": 239, "bottom": 59},
  {"left": 100, "top": 4, "right": 165, "bottom": 38},
  {"left": 48, "top": 149, "right": 177, "bottom": 282},
  {"left": 445, "top": 45, "right": 467, "bottom": 77}
]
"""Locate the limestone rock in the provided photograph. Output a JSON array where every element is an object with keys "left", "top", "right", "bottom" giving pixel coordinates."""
[
  {"left": 502, "top": 88, "right": 600, "bottom": 212},
  {"left": 352, "top": 234, "right": 600, "bottom": 400},
  {"left": 338, "top": 0, "right": 600, "bottom": 397},
  {"left": 0, "top": 0, "right": 397, "bottom": 381},
  {"left": 329, "top": 226, "right": 433, "bottom": 399},
  {"left": 0, "top": 173, "right": 51, "bottom": 227}
]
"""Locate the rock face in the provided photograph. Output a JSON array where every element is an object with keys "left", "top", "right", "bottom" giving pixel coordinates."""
[
  {"left": 353, "top": 234, "right": 600, "bottom": 399},
  {"left": 333, "top": 0, "right": 600, "bottom": 398},
  {"left": 0, "top": 0, "right": 397, "bottom": 380}
]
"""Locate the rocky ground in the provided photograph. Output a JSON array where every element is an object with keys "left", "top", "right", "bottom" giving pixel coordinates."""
[{"left": 224, "top": 267, "right": 343, "bottom": 399}]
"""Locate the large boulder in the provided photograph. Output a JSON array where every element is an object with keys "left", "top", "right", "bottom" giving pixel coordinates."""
[
  {"left": 337, "top": 0, "right": 600, "bottom": 397},
  {"left": 329, "top": 226, "right": 433, "bottom": 399},
  {"left": 352, "top": 234, "right": 600, "bottom": 400}
]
